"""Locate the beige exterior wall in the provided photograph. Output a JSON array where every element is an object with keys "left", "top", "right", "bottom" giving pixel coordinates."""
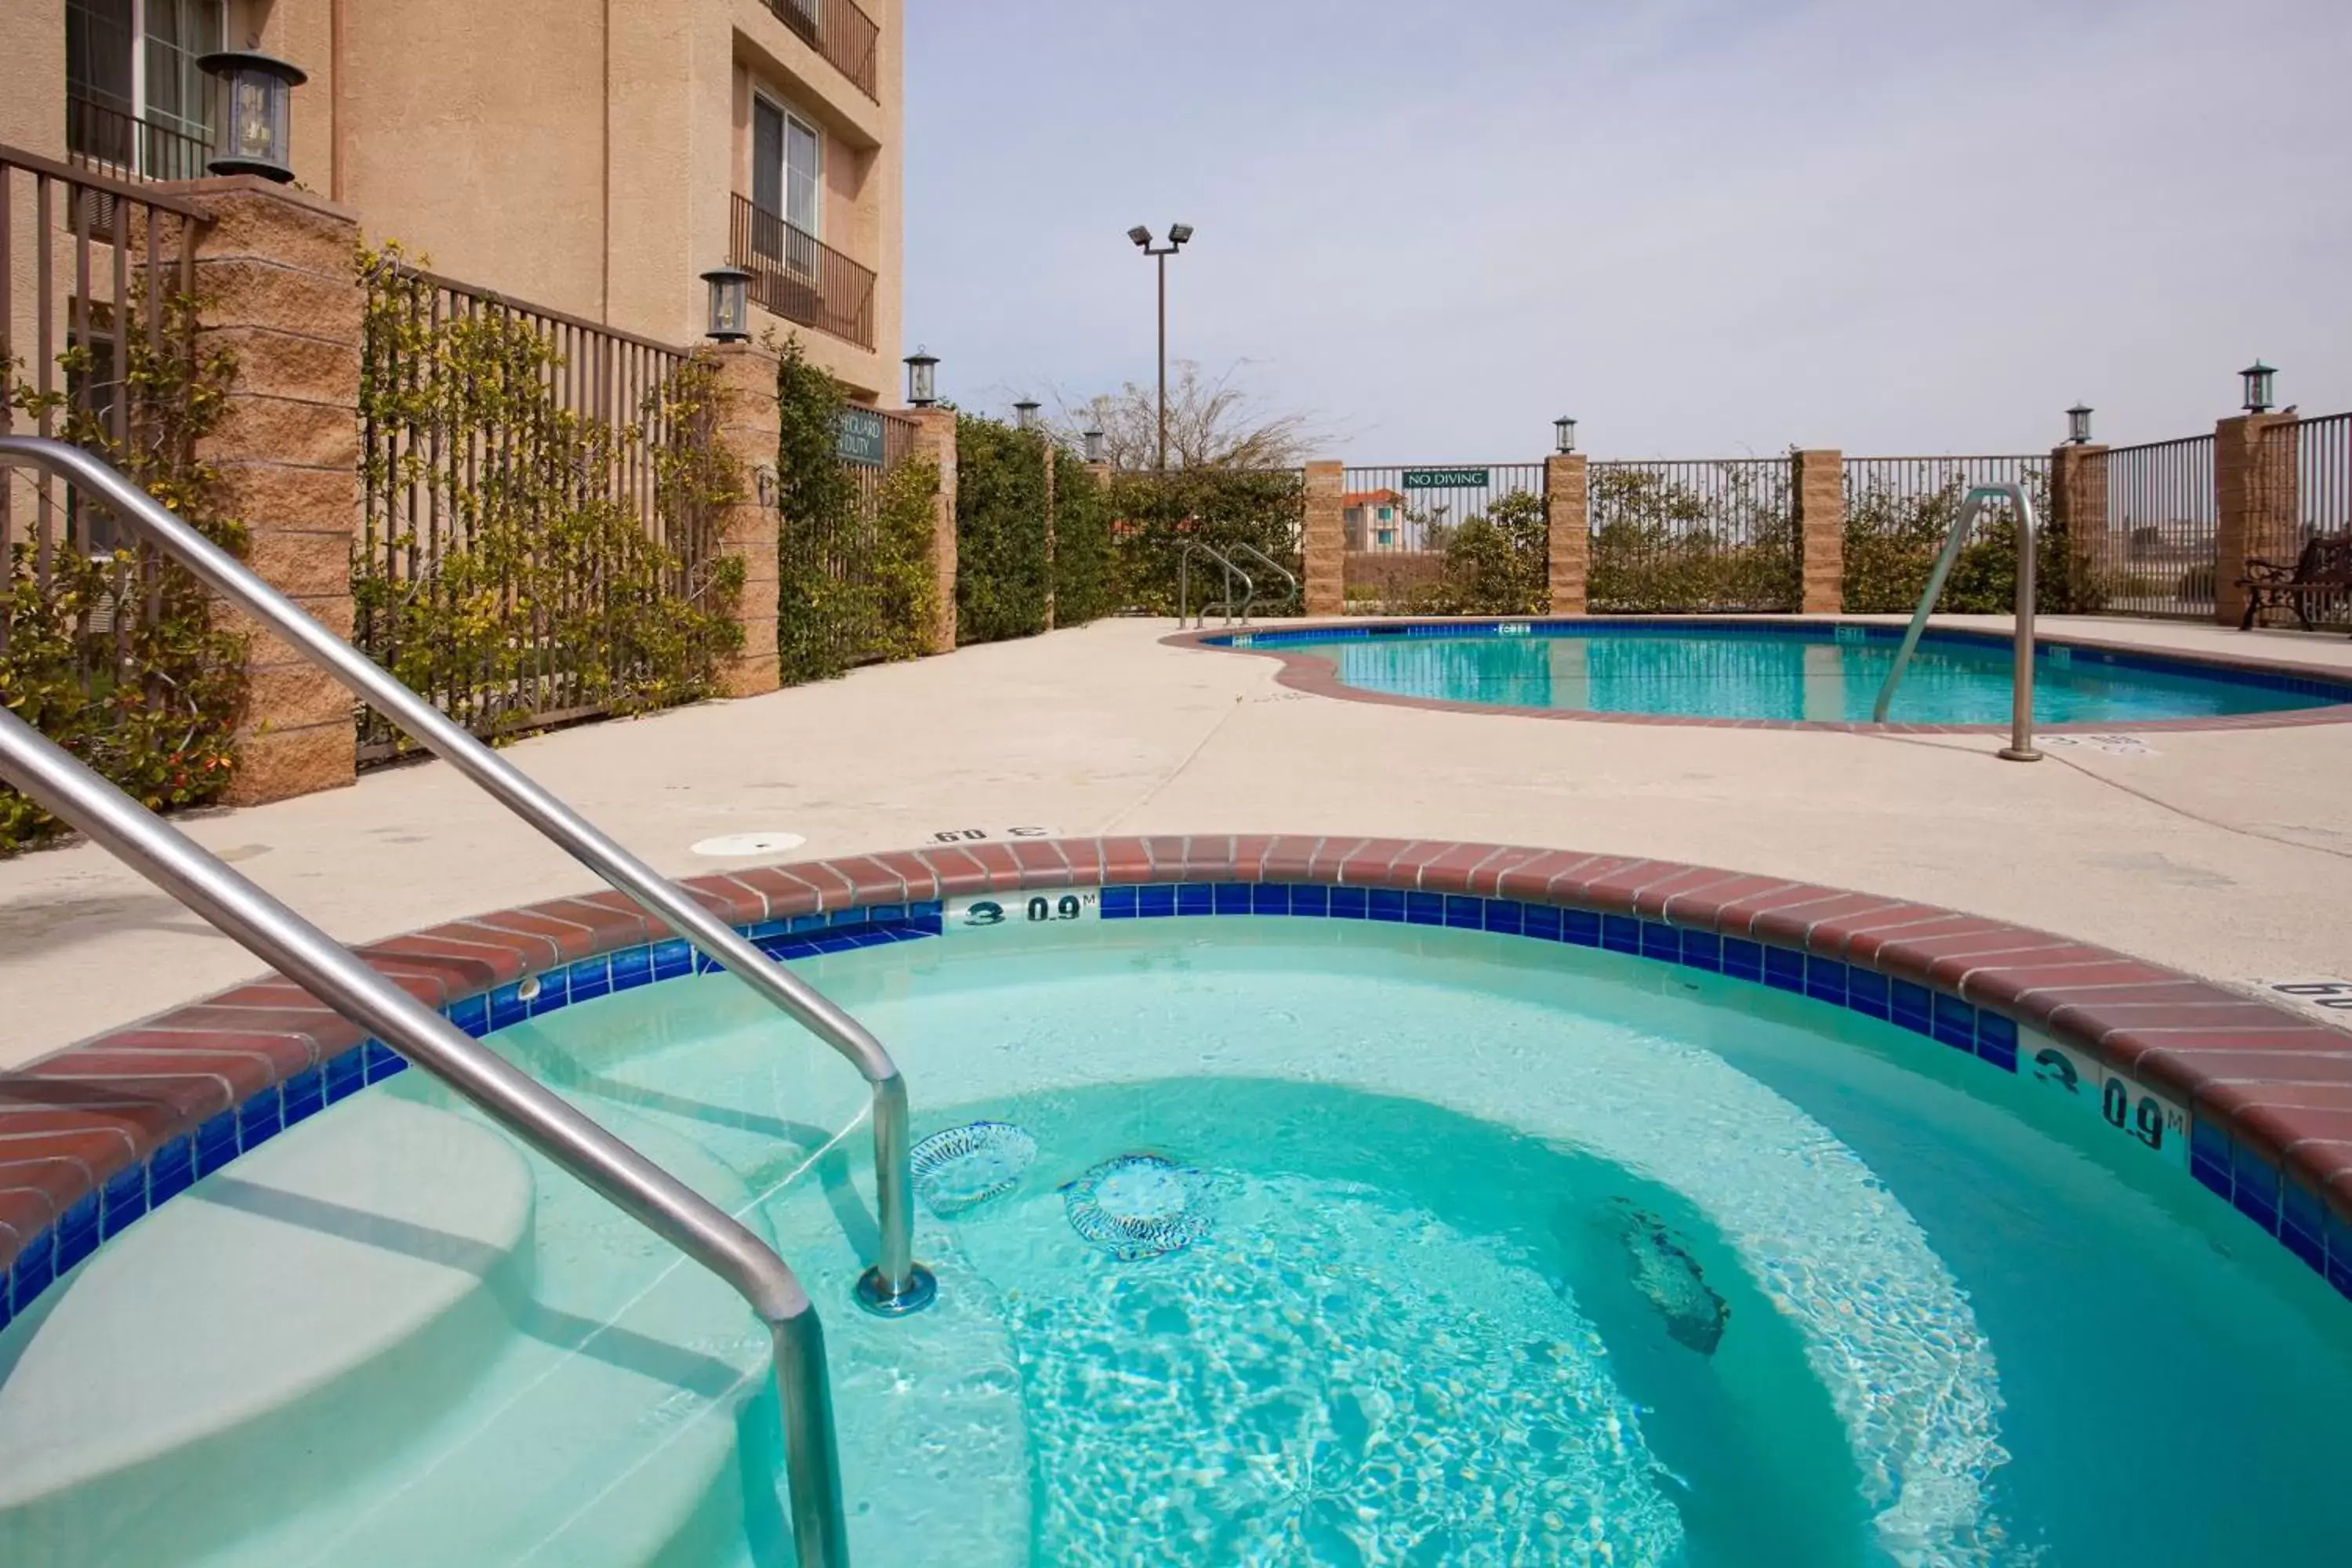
[{"left": 2, "top": 0, "right": 903, "bottom": 394}]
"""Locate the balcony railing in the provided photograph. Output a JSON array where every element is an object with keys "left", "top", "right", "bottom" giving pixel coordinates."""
[
  {"left": 762, "top": 0, "right": 880, "bottom": 100},
  {"left": 66, "top": 93, "right": 212, "bottom": 186},
  {"left": 730, "top": 194, "right": 877, "bottom": 351}
]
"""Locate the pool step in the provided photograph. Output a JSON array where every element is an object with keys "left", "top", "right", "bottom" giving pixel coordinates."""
[{"left": 0, "top": 1094, "right": 537, "bottom": 1565}]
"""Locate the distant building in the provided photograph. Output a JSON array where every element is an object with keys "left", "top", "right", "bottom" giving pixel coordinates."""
[
  {"left": 1343, "top": 488, "right": 1405, "bottom": 550},
  {"left": 7, "top": 0, "right": 905, "bottom": 397}
]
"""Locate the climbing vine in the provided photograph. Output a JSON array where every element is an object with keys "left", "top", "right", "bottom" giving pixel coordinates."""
[
  {"left": 0, "top": 292, "right": 245, "bottom": 853},
  {"left": 354, "top": 242, "right": 742, "bottom": 757},
  {"left": 1109, "top": 467, "right": 1306, "bottom": 615},
  {"left": 774, "top": 336, "right": 938, "bottom": 682},
  {"left": 1050, "top": 456, "right": 1119, "bottom": 626}
]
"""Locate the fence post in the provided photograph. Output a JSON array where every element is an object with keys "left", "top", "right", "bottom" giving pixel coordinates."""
[
  {"left": 187, "top": 177, "right": 363, "bottom": 806},
  {"left": 1544, "top": 453, "right": 1588, "bottom": 614},
  {"left": 2049, "top": 441, "right": 2109, "bottom": 612},
  {"left": 1041, "top": 441, "right": 1057, "bottom": 632},
  {"left": 1302, "top": 460, "right": 1345, "bottom": 615},
  {"left": 1791, "top": 448, "right": 1843, "bottom": 613},
  {"left": 909, "top": 408, "right": 958, "bottom": 652},
  {"left": 708, "top": 342, "right": 781, "bottom": 697},
  {"left": 2213, "top": 411, "right": 2299, "bottom": 627}
]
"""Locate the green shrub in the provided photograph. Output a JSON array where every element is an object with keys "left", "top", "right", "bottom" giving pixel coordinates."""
[
  {"left": 1426, "top": 490, "right": 1548, "bottom": 615},
  {"left": 1109, "top": 468, "right": 1305, "bottom": 615},
  {"left": 955, "top": 414, "right": 1051, "bottom": 644},
  {"left": 1050, "top": 457, "right": 1120, "bottom": 626}
]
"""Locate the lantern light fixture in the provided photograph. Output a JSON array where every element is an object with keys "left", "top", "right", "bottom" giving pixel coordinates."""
[
  {"left": 1013, "top": 398, "right": 1040, "bottom": 432},
  {"left": 2240, "top": 361, "right": 2277, "bottom": 415},
  {"left": 198, "top": 51, "right": 307, "bottom": 183},
  {"left": 905, "top": 347, "right": 939, "bottom": 407},
  {"left": 2066, "top": 403, "right": 2093, "bottom": 445},
  {"left": 700, "top": 266, "right": 750, "bottom": 342},
  {"left": 1553, "top": 416, "right": 1578, "bottom": 455},
  {"left": 1083, "top": 426, "right": 1106, "bottom": 464}
]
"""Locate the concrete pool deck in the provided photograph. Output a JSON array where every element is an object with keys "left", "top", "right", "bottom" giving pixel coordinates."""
[{"left": 2, "top": 614, "right": 2349, "bottom": 1070}]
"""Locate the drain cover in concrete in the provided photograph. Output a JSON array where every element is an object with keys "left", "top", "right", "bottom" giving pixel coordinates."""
[{"left": 688, "top": 832, "right": 808, "bottom": 858}]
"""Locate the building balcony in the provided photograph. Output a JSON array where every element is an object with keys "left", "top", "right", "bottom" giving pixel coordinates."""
[
  {"left": 729, "top": 194, "right": 877, "bottom": 351},
  {"left": 760, "top": 0, "right": 881, "bottom": 101},
  {"left": 67, "top": 93, "right": 212, "bottom": 187}
]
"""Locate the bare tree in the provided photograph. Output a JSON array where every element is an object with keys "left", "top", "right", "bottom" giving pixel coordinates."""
[{"left": 1054, "top": 360, "right": 1318, "bottom": 471}]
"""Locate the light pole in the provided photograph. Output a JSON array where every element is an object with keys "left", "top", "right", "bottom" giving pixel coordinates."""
[{"left": 1127, "top": 223, "right": 1193, "bottom": 477}]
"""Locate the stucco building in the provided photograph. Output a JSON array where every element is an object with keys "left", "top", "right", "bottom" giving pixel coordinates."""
[{"left": 5, "top": 0, "right": 905, "bottom": 398}]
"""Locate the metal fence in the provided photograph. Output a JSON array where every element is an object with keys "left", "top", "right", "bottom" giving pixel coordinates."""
[
  {"left": 761, "top": 0, "right": 882, "bottom": 100},
  {"left": 66, "top": 91, "right": 212, "bottom": 186},
  {"left": 0, "top": 144, "right": 208, "bottom": 667},
  {"left": 1339, "top": 463, "right": 1543, "bottom": 554},
  {"left": 729, "top": 194, "right": 877, "bottom": 351},
  {"left": 355, "top": 266, "right": 713, "bottom": 762},
  {"left": 1587, "top": 458, "right": 1797, "bottom": 612},
  {"left": 1841, "top": 455, "right": 2051, "bottom": 613},
  {"left": 2253, "top": 412, "right": 2351, "bottom": 629},
  {"left": 2092, "top": 434, "right": 2215, "bottom": 619}
]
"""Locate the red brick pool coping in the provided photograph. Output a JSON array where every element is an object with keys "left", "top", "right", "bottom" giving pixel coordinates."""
[
  {"left": 4, "top": 834, "right": 2350, "bottom": 1285},
  {"left": 1164, "top": 617, "right": 2352, "bottom": 733}
]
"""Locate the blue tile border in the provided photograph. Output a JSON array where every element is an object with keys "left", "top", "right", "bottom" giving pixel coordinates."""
[{"left": 9, "top": 868, "right": 2347, "bottom": 1337}]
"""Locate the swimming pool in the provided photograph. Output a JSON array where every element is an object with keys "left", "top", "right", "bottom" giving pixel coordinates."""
[
  {"left": 1192, "top": 620, "right": 2352, "bottom": 729},
  {"left": 3, "top": 840, "right": 2348, "bottom": 1566}
]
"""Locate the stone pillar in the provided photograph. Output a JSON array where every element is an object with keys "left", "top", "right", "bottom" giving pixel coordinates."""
[
  {"left": 1302, "top": 459, "right": 1345, "bottom": 615},
  {"left": 707, "top": 342, "right": 780, "bottom": 697},
  {"left": 2048, "top": 442, "right": 2109, "bottom": 613},
  {"left": 1791, "top": 448, "right": 1844, "bottom": 614},
  {"left": 2214, "top": 411, "right": 2299, "bottom": 627},
  {"left": 187, "top": 178, "right": 363, "bottom": 806},
  {"left": 909, "top": 408, "right": 958, "bottom": 652},
  {"left": 1544, "top": 453, "right": 1588, "bottom": 615},
  {"left": 1041, "top": 441, "right": 1057, "bottom": 632}
]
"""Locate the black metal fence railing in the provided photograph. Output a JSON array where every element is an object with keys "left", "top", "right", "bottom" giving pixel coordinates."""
[
  {"left": 1338, "top": 463, "right": 1543, "bottom": 554},
  {"left": 2092, "top": 435, "right": 2216, "bottom": 620},
  {"left": 2252, "top": 412, "right": 2352, "bottom": 630},
  {"left": 66, "top": 93, "right": 212, "bottom": 186},
  {"left": 1841, "top": 455, "right": 2053, "bottom": 614},
  {"left": 0, "top": 146, "right": 209, "bottom": 670},
  {"left": 356, "top": 266, "right": 714, "bottom": 763},
  {"left": 729, "top": 194, "right": 877, "bottom": 352},
  {"left": 761, "top": 0, "right": 882, "bottom": 100},
  {"left": 1587, "top": 458, "right": 1798, "bottom": 612}
]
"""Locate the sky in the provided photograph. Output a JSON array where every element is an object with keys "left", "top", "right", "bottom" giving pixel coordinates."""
[{"left": 905, "top": 0, "right": 2352, "bottom": 464}]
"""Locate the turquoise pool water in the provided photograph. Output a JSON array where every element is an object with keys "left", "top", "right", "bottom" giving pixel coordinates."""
[
  {"left": 6, "top": 917, "right": 2349, "bottom": 1566},
  {"left": 1236, "top": 624, "right": 2347, "bottom": 724}
]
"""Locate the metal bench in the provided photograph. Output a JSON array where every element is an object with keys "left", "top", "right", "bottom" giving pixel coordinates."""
[{"left": 2238, "top": 533, "right": 2352, "bottom": 634}]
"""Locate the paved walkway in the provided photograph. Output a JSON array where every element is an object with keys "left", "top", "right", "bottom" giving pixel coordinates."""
[{"left": 3, "top": 615, "right": 2349, "bottom": 1069}]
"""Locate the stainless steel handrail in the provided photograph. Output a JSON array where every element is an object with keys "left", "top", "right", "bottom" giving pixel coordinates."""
[
  {"left": 1177, "top": 539, "right": 1254, "bottom": 628},
  {"left": 1227, "top": 542, "right": 1298, "bottom": 615},
  {"left": 0, "top": 703, "right": 852, "bottom": 1568},
  {"left": 0, "top": 437, "right": 935, "bottom": 1315},
  {"left": 1870, "top": 480, "right": 2042, "bottom": 761}
]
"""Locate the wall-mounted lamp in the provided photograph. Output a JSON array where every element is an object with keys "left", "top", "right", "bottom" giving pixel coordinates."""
[
  {"left": 198, "top": 51, "right": 307, "bottom": 183},
  {"left": 700, "top": 267, "right": 750, "bottom": 342}
]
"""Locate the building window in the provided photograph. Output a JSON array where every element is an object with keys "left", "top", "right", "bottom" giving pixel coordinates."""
[
  {"left": 1377, "top": 505, "right": 1394, "bottom": 523},
  {"left": 67, "top": 0, "right": 223, "bottom": 180},
  {"left": 752, "top": 95, "right": 822, "bottom": 276}
]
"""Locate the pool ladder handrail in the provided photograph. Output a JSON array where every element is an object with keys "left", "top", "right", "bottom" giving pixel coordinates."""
[
  {"left": 0, "top": 436, "right": 934, "bottom": 1319},
  {"left": 1225, "top": 541, "right": 1298, "bottom": 616},
  {"left": 0, "top": 701, "right": 856, "bottom": 1568},
  {"left": 1177, "top": 539, "right": 1255, "bottom": 627},
  {"left": 0, "top": 432, "right": 948, "bottom": 1561},
  {"left": 1869, "top": 480, "right": 2044, "bottom": 762}
]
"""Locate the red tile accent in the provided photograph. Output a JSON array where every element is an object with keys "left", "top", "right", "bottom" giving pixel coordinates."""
[{"left": 8, "top": 831, "right": 2352, "bottom": 1294}]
